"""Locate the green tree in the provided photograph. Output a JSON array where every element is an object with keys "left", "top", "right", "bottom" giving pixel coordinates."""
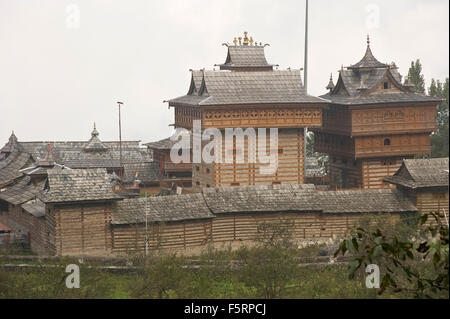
[
  {"left": 429, "top": 77, "right": 449, "bottom": 158},
  {"left": 334, "top": 212, "right": 449, "bottom": 298},
  {"left": 407, "top": 59, "right": 426, "bottom": 94}
]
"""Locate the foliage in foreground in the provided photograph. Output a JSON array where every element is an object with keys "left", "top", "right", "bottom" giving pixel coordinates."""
[
  {"left": 1, "top": 217, "right": 446, "bottom": 299},
  {"left": 335, "top": 212, "right": 449, "bottom": 298}
]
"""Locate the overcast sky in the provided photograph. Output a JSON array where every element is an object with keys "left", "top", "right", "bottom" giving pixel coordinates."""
[{"left": 0, "top": 0, "right": 448, "bottom": 146}]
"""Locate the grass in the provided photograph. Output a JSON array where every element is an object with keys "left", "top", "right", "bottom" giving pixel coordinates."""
[{"left": 0, "top": 254, "right": 410, "bottom": 299}]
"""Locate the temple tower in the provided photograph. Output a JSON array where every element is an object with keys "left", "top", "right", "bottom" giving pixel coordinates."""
[
  {"left": 167, "top": 32, "right": 328, "bottom": 190},
  {"left": 313, "top": 36, "right": 442, "bottom": 189}
]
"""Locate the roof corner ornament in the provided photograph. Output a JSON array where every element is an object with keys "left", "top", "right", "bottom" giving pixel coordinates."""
[
  {"left": 233, "top": 37, "right": 238, "bottom": 45},
  {"left": 222, "top": 42, "right": 229, "bottom": 47},
  {"left": 264, "top": 43, "right": 270, "bottom": 47},
  {"left": 238, "top": 37, "right": 242, "bottom": 45},
  {"left": 249, "top": 37, "right": 254, "bottom": 46}
]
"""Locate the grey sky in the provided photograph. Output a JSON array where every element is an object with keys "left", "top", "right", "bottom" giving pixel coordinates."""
[{"left": 0, "top": 0, "right": 448, "bottom": 146}]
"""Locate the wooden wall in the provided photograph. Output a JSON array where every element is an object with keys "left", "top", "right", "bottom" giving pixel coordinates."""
[
  {"left": 111, "top": 211, "right": 407, "bottom": 256},
  {"left": 351, "top": 105, "right": 437, "bottom": 136},
  {"left": 0, "top": 204, "right": 47, "bottom": 253},
  {"left": 112, "top": 219, "right": 213, "bottom": 254},
  {"left": 361, "top": 157, "right": 404, "bottom": 189},
  {"left": 48, "top": 202, "right": 114, "bottom": 256},
  {"left": 354, "top": 134, "right": 430, "bottom": 158},
  {"left": 328, "top": 156, "right": 406, "bottom": 190},
  {"left": 193, "top": 128, "right": 305, "bottom": 189},
  {"left": 415, "top": 188, "right": 449, "bottom": 226},
  {"left": 328, "top": 156, "right": 363, "bottom": 189},
  {"left": 202, "top": 107, "right": 322, "bottom": 129}
]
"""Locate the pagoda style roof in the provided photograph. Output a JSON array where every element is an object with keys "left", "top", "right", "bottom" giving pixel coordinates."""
[
  {"left": 168, "top": 32, "right": 328, "bottom": 107},
  {"left": 0, "top": 132, "right": 23, "bottom": 159},
  {"left": 84, "top": 123, "right": 108, "bottom": 151},
  {"left": 384, "top": 158, "right": 449, "bottom": 189},
  {"left": 217, "top": 45, "right": 274, "bottom": 71},
  {"left": 170, "top": 69, "right": 329, "bottom": 107},
  {"left": 347, "top": 36, "right": 388, "bottom": 70},
  {"left": 216, "top": 31, "right": 275, "bottom": 71},
  {"left": 322, "top": 36, "right": 443, "bottom": 106}
]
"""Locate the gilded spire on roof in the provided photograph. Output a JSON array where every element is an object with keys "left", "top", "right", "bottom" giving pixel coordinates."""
[{"left": 231, "top": 32, "right": 260, "bottom": 46}]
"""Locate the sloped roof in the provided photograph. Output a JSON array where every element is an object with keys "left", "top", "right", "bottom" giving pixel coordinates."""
[
  {"left": 202, "top": 184, "right": 320, "bottom": 214},
  {"left": 145, "top": 131, "right": 192, "bottom": 150},
  {"left": 20, "top": 140, "right": 148, "bottom": 168},
  {"left": 0, "top": 132, "right": 23, "bottom": 157},
  {"left": 384, "top": 158, "right": 449, "bottom": 189},
  {"left": 0, "top": 175, "right": 46, "bottom": 205},
  {"left": 110, "top": 183, "right": 418, "bottom": 225},
  {"left": 84, "top": 126, "right": 108, "bottom": 151},
  {"left": 217, "top": 45, "right": 273, "bottom": 70},
  {"left": 21, "top": 199, "right": 46, "bottom": 218},
  {"left": 39, "top": 168, "right": 122, "bottom": 203},
  {"left": 122, "top": 162, "right": 163, "bottom": 184},
  {"left": 0, "top": 222, "right": 12, "bottom": 232},
  {"left": 170, "top": 70, "right": 329, "bottom": 106},
  {"left": 323, "top": 39, "right": 443, "bottom": 106},
  {"left": 0, "top": 151, "right": 34, "bottom": 186},
  {"left": 348, "top": 44, "right": 387, "bottom": 70},
  {"left": 321, "top": 91, "right": 442, "bottom": 106},
  {"left": 111, "top": 193, "right": 214, "bottom": 224},
  {"left": 316, "top": 189, "right": 417, "bottom": 213}
]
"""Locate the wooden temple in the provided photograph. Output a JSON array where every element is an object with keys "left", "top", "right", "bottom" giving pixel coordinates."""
[
  {"left": 313, "top": 36, "right": 443, "bottom": 189},
  {"left": 167, "top": 32, "right": 328, "bottom": 190}
]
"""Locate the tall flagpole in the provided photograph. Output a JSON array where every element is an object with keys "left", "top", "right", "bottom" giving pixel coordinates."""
[
  {"left": 304, "top": 0, "right": 309, "bottom": 167},
  {"left": 304, "top": 0, "right": 309, "bottom": 93}
]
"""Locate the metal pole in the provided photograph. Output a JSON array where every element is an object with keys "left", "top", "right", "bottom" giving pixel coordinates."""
[
  {"left": 304, "top": 0, "right": 309, "bottom": 93},
  {"left": 117, "top": 101, "right": 124, "bottom": 176},
  {"left": 145, "top": 193, "right": 149, "bottom": 256}
]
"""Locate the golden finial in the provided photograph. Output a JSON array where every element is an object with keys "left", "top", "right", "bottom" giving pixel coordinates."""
[
  {"left": 233, "top": 37, "right": 237, "bottom": 45},
  {"left": 249, "top": 37, "right": 254, "bottom": 45},
  {"left": 238, "top": 37, "right": 242, "bottom": 45},
  {"left": 243, "top": 31, "right": 249, "bottom": 45}
]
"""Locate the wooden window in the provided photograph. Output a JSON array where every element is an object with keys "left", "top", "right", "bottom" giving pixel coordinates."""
[
  {"left": 383, "top": 82, "right": 389, "bottom": 89},
  {"left": 206, "top": 168, "right": 210, "bottom": 174},
  {"left": 384, "top": 138, "right": 391, "bottom": 146},
  {"left": 272, "top": 181, "right": 281, "bottom": 185},
  {"left": 230, "top": 182, "right": 240, "bottom": 186},
  {"left": 195, "top": 166, "right": 200, "bottom": 171}
]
